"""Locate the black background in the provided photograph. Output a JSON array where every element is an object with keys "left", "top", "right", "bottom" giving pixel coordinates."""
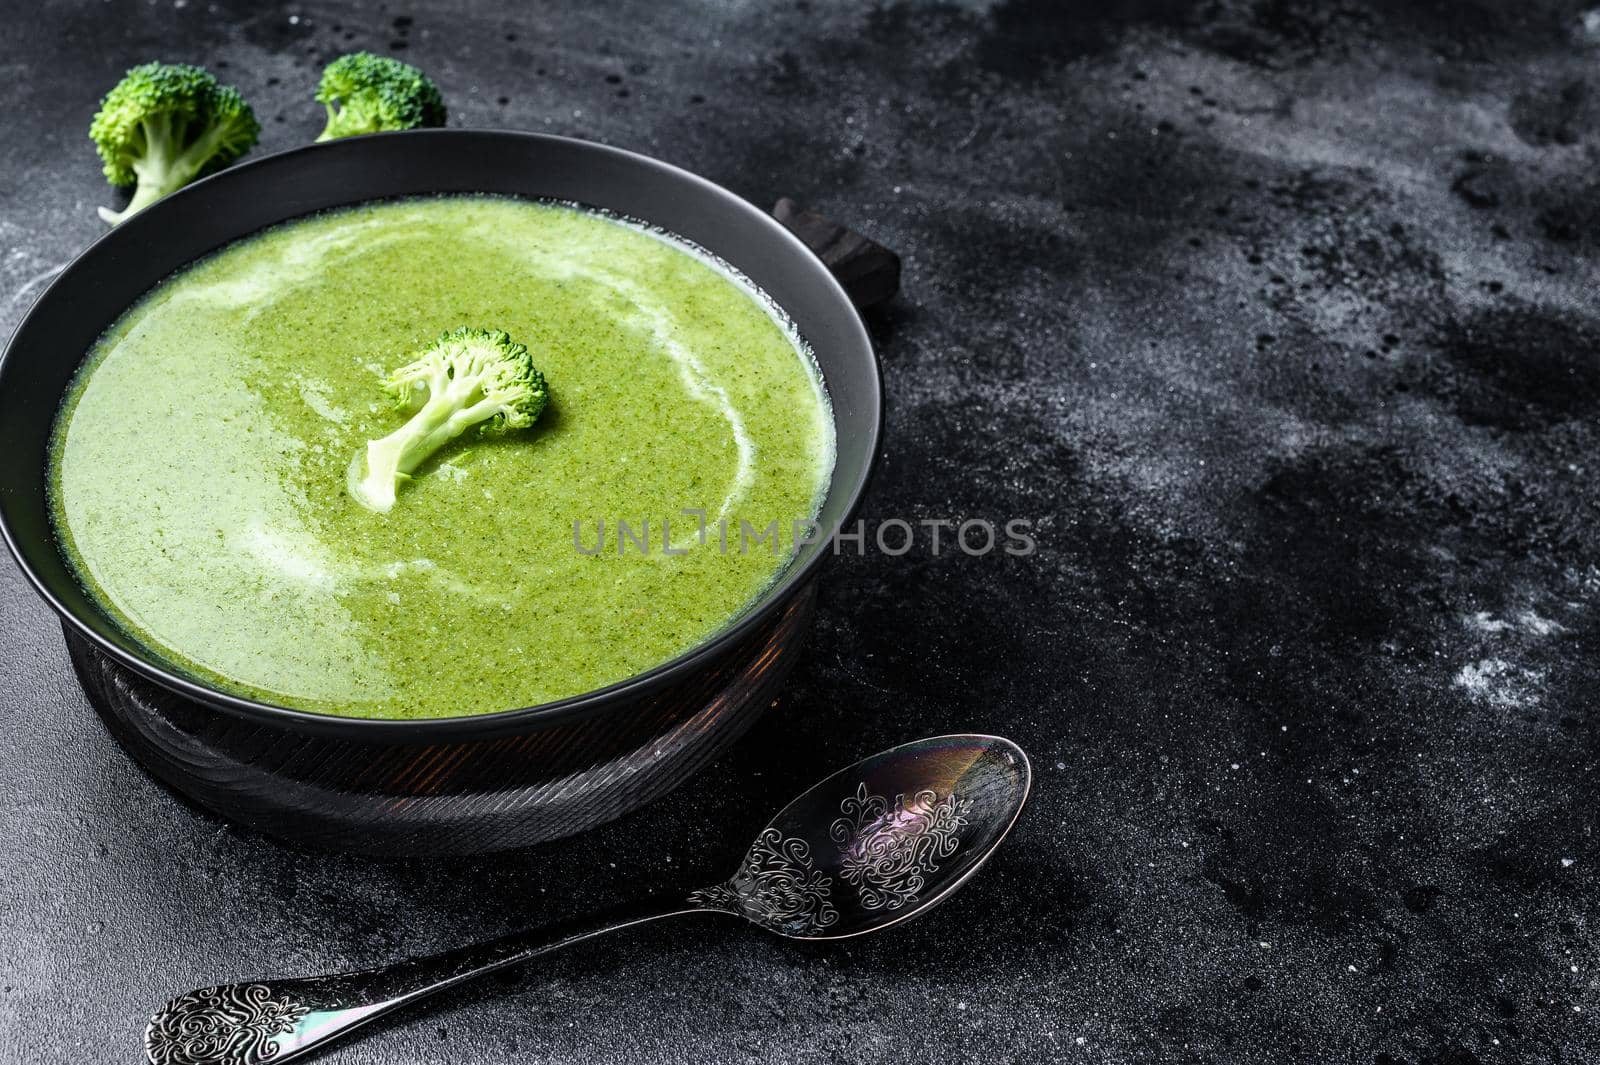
[{"left": 3, "top": 1, "right": 1599, "bottom": 1062}]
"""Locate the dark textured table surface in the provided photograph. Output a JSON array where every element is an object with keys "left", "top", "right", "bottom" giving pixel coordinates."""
[{"left": 5, "top": 1, "right": 1600, "bottom": 1062}]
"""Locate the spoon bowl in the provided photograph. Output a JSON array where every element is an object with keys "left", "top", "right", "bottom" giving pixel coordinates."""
[
  {"left": 691, "top": 733, "right": 1031, "bottom": 938},
  {"left": 143, "top": 734, "right": 1031, "bottom": 1065}
]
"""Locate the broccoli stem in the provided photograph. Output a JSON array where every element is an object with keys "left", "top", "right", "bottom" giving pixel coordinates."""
[
  {"left": 97, "top": 114, "right": 234, "bottom": 225},
  {"left": 314, "top": 104, "right": 342, "bottom": 142},
  {"left": 97, "top": 181, "right": 169, "bottom": 225},
  {"left": 348, "top": 327, "right": 547, "bottom": 513},
  {"left": 349, "top": 374, "right": 517, "bottom": 513}
]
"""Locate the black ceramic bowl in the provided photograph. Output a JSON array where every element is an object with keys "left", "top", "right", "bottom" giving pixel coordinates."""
[{"left": 0, "top": 130, "right": 886, "bottom": 854}]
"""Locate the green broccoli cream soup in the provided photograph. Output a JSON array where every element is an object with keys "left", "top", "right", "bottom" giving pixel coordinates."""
[{"left": 49, "top": 196, "right": 835, "bottom": 719}]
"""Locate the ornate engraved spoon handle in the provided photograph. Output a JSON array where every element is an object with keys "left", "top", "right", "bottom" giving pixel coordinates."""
[
  {"left": 144, "top": 735, "right": 1032, "bottom": 1065},
  {"left": 144, "top": 897, "right": 720, "bottom": 1065}
]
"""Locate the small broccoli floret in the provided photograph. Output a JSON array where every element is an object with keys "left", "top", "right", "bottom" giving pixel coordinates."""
[
  {"left": 348, "top": 328, "right": 549, "bottom": 513},
  {"left": 315, "top": 52, "right": 446, "bottom": 141},
  {"left": 90, "top": 62, "right": 260, "bottom": 226}
]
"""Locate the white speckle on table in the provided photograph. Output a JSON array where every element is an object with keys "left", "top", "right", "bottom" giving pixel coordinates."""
[
  {"left": 1516, "top": 610, "right": 1565, "bottom": 636},
  {"left": 1465, "top": 611, "right": 1512, "bottom": 633},
  {"left": 1453, "top": 658, "right": 1545, "bottom": 709},
  {"left": 1464, "top": 608, "right": 1564, "bottom": 637}
]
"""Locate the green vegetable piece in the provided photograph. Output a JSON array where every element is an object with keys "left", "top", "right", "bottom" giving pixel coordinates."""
[
  {"left": 315, "top": 52, "right": 446, "bottom": 141},
  {"left": 90, "top": 62, "right": 260, "bottom": 225},
  {"left": 348, "top": 327, "right": 549, "bottom": 513}
]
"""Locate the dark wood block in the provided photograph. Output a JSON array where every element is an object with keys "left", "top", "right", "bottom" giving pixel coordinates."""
[{"left": 772, "top": 197, "right": 901, "bottom": 310}]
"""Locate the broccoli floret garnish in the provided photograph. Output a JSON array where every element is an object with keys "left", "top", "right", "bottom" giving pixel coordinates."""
[
  {"left": 314, "top": 52, "right": 446, "bottom": 141},
  {"left": 90, "top": 62, "right": 260, "bottom": 226},
  {"left": 347, "top": 328, "right": 549, "bottom": 513}
]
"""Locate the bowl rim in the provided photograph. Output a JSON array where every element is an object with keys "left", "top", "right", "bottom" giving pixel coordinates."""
[{"left": 0, "top": 128, "right": 882, "bottom": 740}]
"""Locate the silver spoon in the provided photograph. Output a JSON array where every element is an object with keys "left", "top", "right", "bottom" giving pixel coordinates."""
[{"left": 143, "top": 733, "right": 1031, "bottom": 1065}]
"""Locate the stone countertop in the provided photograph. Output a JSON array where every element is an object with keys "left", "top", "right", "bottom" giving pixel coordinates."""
[{"left": 3, "top": 1, "right": 1600, "bottom": 1062}]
